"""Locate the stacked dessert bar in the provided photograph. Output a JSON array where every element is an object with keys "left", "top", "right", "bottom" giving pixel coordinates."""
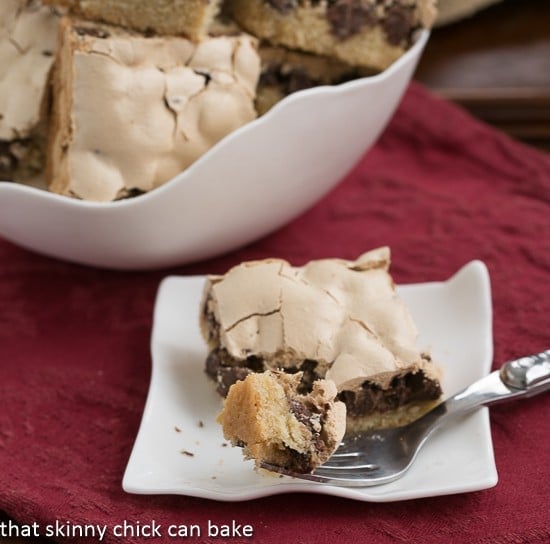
[{"left": 203, "top": 247, "right": 443, "bottom": 472}]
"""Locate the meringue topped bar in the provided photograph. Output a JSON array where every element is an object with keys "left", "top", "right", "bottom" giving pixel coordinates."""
[
  {"left": 46, "top": 16, "right": 260, "bottom": 201},
  {"left": 201, "top": 247, "right": 442, "bottom": 433}
]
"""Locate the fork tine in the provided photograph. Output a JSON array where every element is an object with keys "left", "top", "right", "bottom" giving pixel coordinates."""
[
  {"left": 320, "top": 462, "right": 379, "bottom": 471},
  {"left": 320, "top": 453, "right": 378, "bottom": 469},
  {"left": 260, "top": 461, "right": 407, "bottom": 487},
  {"left": 329, "top": 451, "right": 363, "bottom": 459}
]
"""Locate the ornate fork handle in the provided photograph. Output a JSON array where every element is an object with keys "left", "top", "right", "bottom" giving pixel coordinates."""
[{"left": 499, "top": 350, "right": 550, "bottom": 392}]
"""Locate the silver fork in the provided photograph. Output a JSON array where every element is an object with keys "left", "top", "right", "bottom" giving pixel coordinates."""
[{"left": 261, "top": 350, "right": 550, "bottom": 487}]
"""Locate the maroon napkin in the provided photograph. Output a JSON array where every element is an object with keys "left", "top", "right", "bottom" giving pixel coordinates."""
[{"left": 1, "top": 82, "right": 549, "bottom": 544}]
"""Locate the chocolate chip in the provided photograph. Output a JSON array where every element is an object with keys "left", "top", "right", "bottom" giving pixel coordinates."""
[
  {"left": 326, "top": 0, "right": 376, "bottom": 40},
  {"left": 286, "top": 69, "right": 317, "bottom": 93},
  {"left": 289, "top": 399, "right": 314, "bottom": 426},
  {"left": 265, "top": 0, "right": 297, "bottom": 14},
  {"left": 383, "top": 5, "right": 414, "bottom": 46},
  {"left": 0, "top": 140, "right": 22, "bottom": 179}
]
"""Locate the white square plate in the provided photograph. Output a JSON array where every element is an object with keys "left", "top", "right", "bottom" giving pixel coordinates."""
[{"left": 123, "top": 260, "right": 497, "bottom": 502}]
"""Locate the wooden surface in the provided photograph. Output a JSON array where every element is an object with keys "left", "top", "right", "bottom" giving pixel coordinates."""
[{"left": 415, "top": 0, "right": 550, "bottom": 151}]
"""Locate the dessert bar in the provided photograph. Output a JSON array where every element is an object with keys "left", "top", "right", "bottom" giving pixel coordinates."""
[
  {"left": 46, "top": 16, "right": 260, "bottom": 201},
  {"left": 201, "top": 247, "right": 442, "bottom": 432}
]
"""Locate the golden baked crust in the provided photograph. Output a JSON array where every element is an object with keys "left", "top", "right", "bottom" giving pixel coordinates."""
[
  {"left": 42, "top": 0, "right": 223, "bottom": 41},
  {"left": 218, "top": 370, "right": 346, "bottom": 472},
  {"left": 227, "top": 0, "right": 437, "bottom": 71}
]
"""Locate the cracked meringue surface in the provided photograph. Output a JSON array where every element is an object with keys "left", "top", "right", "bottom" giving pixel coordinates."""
[
  {"left": 201, "top": 247, "right": 440, "bottom": 391},
  {"left": 46, "top": 17, "right": 261, "bottom": 201}
]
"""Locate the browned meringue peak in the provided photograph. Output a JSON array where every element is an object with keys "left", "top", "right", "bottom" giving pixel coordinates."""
[{"left": 201, "top": 247, "right": 439, "bottom": 391}]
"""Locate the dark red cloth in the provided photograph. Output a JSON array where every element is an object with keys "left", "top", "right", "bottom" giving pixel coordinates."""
[{"left": 1, "top": 82, "right": 549, "bottom": 544}]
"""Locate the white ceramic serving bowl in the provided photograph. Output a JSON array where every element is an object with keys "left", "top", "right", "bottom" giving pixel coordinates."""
[{"left": 0, "top": 31, "right": 428, "bottom": 270}]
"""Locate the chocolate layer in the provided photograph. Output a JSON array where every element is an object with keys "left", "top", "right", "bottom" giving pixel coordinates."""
[
  {"left": 205, "top": 349, "right": 265, "bottom": 396},
  {"left": 0, "top": 141, "right": 18, "bottom": 180},
  {"left": 205, "top": 346, "right": 441, "bottom": 420},
  {"left": 0, "top": 138, "right": 43, "bottom": 182},
  {"left": 259, "top": 61, "right": 361, "bottom": 95},
  {"left": 338, "top": 369, "right": 442, "bottom": 418},
  {"left": 205, "top": 348, "right": 322, "bottom": 396},
  {"left": 288, "top": 398, "right": 326, "bottom": 471}
]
